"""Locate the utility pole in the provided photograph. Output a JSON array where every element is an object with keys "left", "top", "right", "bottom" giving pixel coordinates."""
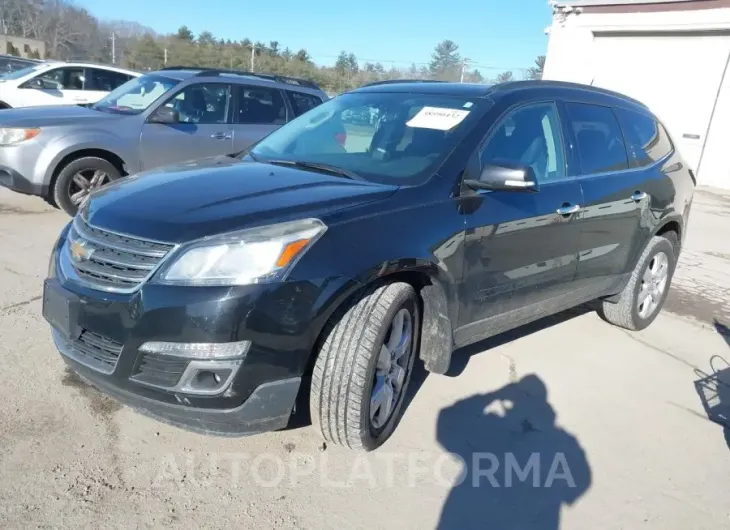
[
  {"left": 111, "top": 32, "right": 116, "bottom": 64},
  {"left": 250, "top": 46, "right": 255, "bottom": 72},
  {"left": 460, "top": 58, "right": 470, "bottom": 83},
  {"left": 164, "top": 47, "right": 168, "bottom": 66}
]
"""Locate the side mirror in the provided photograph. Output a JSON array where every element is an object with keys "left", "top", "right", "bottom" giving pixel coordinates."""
[
  {"left": 149, "top": 106, "right": 179, "bottom": 124},
  {"left": 23, "top": 78, "right": 45, "bottom": 89},
  {"left": 464, "top": 160, "right": 538, "bottom": 192}
]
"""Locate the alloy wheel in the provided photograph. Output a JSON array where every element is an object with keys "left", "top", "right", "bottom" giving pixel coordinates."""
[
  {"left": 370, "top": 307, "right": 413, "bottom": 430},
  {"left": 637, "top": 251, "right": 669, "bottom": 319},
  {"left": 68, "top": 169, "right": 110, "bottom": 206}
]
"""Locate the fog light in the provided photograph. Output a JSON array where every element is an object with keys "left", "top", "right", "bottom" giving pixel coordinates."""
[
  {"left": 176, "top": 360, "right": 242, "bottom": 396},
  {"left": 139, "top": 340, "right": 251, "bottom": 359}
]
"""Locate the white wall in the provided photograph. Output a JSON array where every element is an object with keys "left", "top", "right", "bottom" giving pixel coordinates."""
[{"left": 544, "top": 6, "right": 730, "bottom": 188}]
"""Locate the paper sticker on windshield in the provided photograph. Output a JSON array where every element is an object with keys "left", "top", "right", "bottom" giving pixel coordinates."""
[{"left": 406, "top": 107, "right": 470, "bottom": 130}]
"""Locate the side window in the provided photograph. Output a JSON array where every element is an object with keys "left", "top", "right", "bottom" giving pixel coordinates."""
[
  {"left": 614, "top": 108, "right": 673, "bottom": 168},
  {"left": 87, "top": 69, "right": 132, "bottom": 92},
  {"left": 481, "top": 102, "right": 566, "bottom": 183},
  {"left": 162, "top": 83, "right": 230, "bottom": 124},
  {"left": 287, "top": 91, "right": 323, "bottom": 117},
  {"left": 234, "top": 86, "right": 287, "bottom": 125},
  {"left": 566, "top": 102, "right": 629, "bottom": 175},
  {"left": 29, "top": 67, "right": 85, "bottom": 90}
]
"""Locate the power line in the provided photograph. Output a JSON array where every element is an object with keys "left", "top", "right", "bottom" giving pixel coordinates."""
[{"left": 309, "top": 53, "right": 530, "bottom": 73}]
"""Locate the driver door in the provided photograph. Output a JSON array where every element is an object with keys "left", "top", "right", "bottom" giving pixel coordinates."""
[
  {"left": 457, "top": 102, "right": 583, "bottom": 343},
  {"left": 139, "top": 83, "right": 233, "bottom": 170},
  {"left": 19, "top": 66, "right": 88, "bottom": 107}
]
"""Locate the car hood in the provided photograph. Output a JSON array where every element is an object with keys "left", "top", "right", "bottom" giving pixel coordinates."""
[
  {"left": 84, "top": 157, "right": 399, "bottom": 243},
  {"left": 0, "top": 105, "right": 126, "bottom": 127}
]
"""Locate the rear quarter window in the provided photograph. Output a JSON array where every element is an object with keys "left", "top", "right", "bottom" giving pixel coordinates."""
[
  {"left": 614, "top": 107, "right": 673, "bottom": 168},
  {"left": 287, "top": 91, "right": 324, "bottom": 117}
]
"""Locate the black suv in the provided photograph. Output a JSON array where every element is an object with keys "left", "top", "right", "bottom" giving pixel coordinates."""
[{"left": 43, "top": 80, "right": 695, "bottom": 451}]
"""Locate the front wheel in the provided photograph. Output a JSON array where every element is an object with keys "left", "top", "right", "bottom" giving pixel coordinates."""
[
  {"left": 598, "top": 234, "right": 677, "bottom": 331},
  {"left": 310, "top": 282, "right": 420, "bottom": 451},
  {"left": 52, "top": 157, "right": 122, "bottom": 216}
]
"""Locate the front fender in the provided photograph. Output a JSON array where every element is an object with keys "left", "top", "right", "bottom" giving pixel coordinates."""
[{"left": 35, "top": 132, "right": 137, "bottom": 185}]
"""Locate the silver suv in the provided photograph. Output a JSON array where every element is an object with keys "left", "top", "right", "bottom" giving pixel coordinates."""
[{"left": 0, "top": 67, "right": 327, "bottom": 215}]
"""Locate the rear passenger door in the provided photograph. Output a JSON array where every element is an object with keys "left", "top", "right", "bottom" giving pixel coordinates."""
[
  {"left": 230, "top": 85, "right": 288, "bottom": 153},
  {"left": 85, "top": 68, "right": 134, "bottom": 103},
  {"left": 566, "top": 102, "right": 655, "bottom": 292},
  {"left": 139, "top": 83, "right": 232, "bottom": 170}
]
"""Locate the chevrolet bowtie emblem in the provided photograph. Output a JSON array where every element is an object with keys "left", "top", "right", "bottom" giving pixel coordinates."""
[{"left": 70, "top": 240, "right": 94, "bottom": 262}]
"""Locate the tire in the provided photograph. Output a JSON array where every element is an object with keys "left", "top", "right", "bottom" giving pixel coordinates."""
[
  {"left": 310, "top": 282, "right": 420, "bottom": 451},
  {"left": 598, "top": 233, "right": 677, "bottom": 331},
  {"left": 52, "top": 157, "right": 122, "bottom": 216}
]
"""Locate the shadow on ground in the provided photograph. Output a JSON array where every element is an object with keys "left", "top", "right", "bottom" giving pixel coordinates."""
[
  {"left": 694, "top": 320, "right": 730, "bottom": 449},
  {"left": 435, "top": 374, "right": 592, "bottom": 529},
  {"left": 432, "top": 306, "right": 594, "bottom": 529}
]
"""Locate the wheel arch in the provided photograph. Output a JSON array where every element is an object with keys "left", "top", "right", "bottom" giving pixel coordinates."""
[
  {"left": 50, "top": 148, "right": 128, "bottom": 184},
  {"left": 653, "top": 217, "right": 682, "bottom": 252},
  {"left": 308, "top": 262, "right": 456, "bottom": 377}
]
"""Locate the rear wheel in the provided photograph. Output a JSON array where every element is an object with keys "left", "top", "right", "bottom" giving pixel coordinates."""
[
  {"left": 598, "top": 234, "right": 677, "bottom": 331},
  {"left": 310, "top": 282, "right": 420, "bottom": 451},
  {"left": 52, "top": 157, "right": 121, "bottom": 216}
]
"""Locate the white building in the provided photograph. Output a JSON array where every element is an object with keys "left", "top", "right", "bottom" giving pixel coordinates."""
[{"left": 544, "top": 0, "right": 730, "bottom": 188}]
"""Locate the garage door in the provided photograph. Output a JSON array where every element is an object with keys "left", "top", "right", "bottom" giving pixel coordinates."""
[{"left": 591, "top": 33, "right": 730, "bottom": 172}]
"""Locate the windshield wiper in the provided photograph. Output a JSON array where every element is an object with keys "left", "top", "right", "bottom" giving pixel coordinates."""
[
  {"left": 231, "top": 146, "right": 258, "bottom": 161},
  {"left": 266, "top": 159, "right": 360, "bottom": 180}
]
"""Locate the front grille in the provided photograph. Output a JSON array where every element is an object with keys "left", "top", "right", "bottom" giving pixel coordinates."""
[
  {"left": 66, "top": 217, "right": 175, "bottom": 292},
  {"left": 131, "top": 352, "right": 189, "bottom": 390},
  {"left": 56, "top": 329, "right": 123, "bottom": 374}
]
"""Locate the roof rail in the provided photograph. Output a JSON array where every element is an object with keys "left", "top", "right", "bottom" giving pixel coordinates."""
[
  {"left": 159, "top": 65, "right": 200, "bottom": 71},
  {"left": 363, "top": 79, "right": 446, "bottom": 88},
  {"left": 495, "top": 79, "right": 649, "bottom": 109},
  {"left": 159, "top": 66, "right": 320, "bottom": 90}
]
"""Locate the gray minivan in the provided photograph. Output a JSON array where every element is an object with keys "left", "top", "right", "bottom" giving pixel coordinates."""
[{"left": 0, "top": 67, "right": 327, "bottom": 215}]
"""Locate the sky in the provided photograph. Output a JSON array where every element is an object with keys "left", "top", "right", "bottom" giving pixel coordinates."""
[{"left": 76, "top": 0, "right": 553, "bottom": 73}]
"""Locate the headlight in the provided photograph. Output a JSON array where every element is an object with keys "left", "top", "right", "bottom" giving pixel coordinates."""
[
  {"left": 47, "top": 222, "right": 71, "bottom": 278},
  {"left": 157, "top": 218, "right": 326, "bottom": 286},
  {"left": 0, "top": 127, "right": 40, "bottom": 146}
]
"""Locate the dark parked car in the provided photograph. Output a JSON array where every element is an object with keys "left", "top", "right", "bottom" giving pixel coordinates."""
[
  {"left": 0, "top": 54, "right": 42, "bottom": 74},
  {"left": 43, "top": 80, "right": 695, "bottom": 451}
]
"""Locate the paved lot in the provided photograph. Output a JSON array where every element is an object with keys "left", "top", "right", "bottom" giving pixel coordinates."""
[{"left": 1, "top": 187, "right": 729, "bottom": 529}]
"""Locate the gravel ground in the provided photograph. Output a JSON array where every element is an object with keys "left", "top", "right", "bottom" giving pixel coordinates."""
[{"left": 1, "top": 186, "right": 729, "bottom": 529}]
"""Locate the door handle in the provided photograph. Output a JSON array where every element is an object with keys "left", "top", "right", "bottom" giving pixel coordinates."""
[
  {"left": 631, "top": 191, "right": 648, "bottom": 202},
  {"left": 211, "top": 132, "right": 232, "bottom": 140},
  {"left": 556, "top": 204, "right": 581, "bottom": 216}
]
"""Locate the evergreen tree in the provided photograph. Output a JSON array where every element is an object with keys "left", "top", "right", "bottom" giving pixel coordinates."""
[
  {"left": 429, "top": 40, "right": 461, "bottom": 81},
  {"left": 527, "top": 55, "right": 546, "bottom": 80},
  {"left": 176, "top": 25, "right": 194, "bottom": 41}
]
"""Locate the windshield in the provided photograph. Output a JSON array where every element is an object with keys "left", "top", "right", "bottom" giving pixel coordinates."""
[
  {"left": 1, "top": 64, "right": 44, "bottom": 80},
  {"left": 249, "top": 92, "right": 487, "bottom": 185},
  {"left": 91, "top": 74, "right": 179, "bottom": 115}
]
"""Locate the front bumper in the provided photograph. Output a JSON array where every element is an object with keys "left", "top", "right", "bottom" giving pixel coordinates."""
[
  {"left": 44, "top": 245, "right": 357, "bottom": 435},
  {"left": 59, "top": 342, "right": 301, "bottom": 436},
  {"left": 0, "top": 140, "right": 50, "bottom": 196},
  {"left": 0, "top": 166, "right": 46, "bottom": 196}
]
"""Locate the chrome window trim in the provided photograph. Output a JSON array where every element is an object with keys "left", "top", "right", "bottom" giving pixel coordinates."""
[{"left": 567, "top": 149, "right": 674, "bottom": 182}]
